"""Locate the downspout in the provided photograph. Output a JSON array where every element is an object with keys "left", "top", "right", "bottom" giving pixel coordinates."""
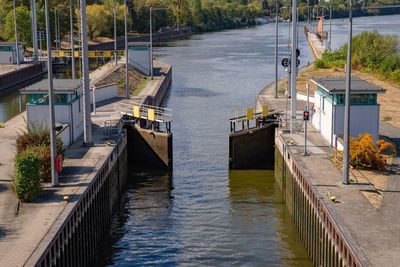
[{"left": 70, "top": 98, "right": 74, "bottom": 144}]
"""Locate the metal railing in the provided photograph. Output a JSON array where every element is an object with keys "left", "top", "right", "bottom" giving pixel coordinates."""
[
  {"left": 52, "top": 50, "right": 125, "bottom": 59},
  {"left": 118, "top": 102, "right": 172, "bottom": 123}
]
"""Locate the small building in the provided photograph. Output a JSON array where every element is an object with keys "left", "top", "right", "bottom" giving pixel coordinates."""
[
  {"left": 0, "top": 42, "right": 23, "bottom": 64},
  {"left": 20, "top": 79, "right": 84, "bottom": 148},
  {"left": 311, "top": 77, "right": 386, "bottom": 147},
  {"left": 127, "top": 42, "right": 151, "bottom": 75}
]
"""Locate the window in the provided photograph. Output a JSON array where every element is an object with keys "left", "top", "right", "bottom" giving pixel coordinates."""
[
  {"left": 322, "top": 97, "right": 325, "bottom": 112},
  {"left": 334, "top": 93, "right": 377, "bottom": 105}
]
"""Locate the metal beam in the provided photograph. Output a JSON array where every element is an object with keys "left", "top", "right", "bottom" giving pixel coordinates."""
[
  {"left": 290, "top": 0, "right": 298, "bottom": 133},
  {"left": 124, "top": 0, "right": 129, "bottom": 99}
]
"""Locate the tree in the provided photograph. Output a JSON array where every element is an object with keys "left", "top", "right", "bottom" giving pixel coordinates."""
[
  {"left": 86, "top": 4, "right": 113, "bottom": 39},
  {"left": 3, "top": 5, "right": 32, "bottom": 47}
]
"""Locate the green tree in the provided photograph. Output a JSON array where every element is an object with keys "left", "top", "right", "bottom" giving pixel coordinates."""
[{"left": 3, "top": 5, "right": 32, "bottom": 47}]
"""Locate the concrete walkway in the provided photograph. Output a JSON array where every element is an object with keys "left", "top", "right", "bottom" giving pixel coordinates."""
[{"left": 0, "top": 102, "right": 123, "bottom": 266}]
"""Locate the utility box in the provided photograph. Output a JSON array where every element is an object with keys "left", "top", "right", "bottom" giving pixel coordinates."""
[
  {"left": 0, "top": 42, "right": 23, "bottom": 64},
  {"left": 127, "top": 42, "right": 151, "bottom": 76}
]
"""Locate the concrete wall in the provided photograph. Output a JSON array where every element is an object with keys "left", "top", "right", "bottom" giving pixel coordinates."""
[
  {"left": 0, "top": 62, "right": 44, "bottom": 96},
  {"left": 275, "top": 133, "right": 367, "bottom": 267},
  {"left": 126, "top": 124, "right": 173, "bottom": 170},
  {"left": 90, "top": 83, "right": 118, "bottom": 105},
  {"left": 145, "top": 65, "right": 172, "bottom": 107},
  {"left": 128, "top": 45, "right": 150, "bottom": 76},
  {"left": 229, "top": 123, "right": 276, "bottom": 169},
  {"left": 25, "top": 133, "right": 128, "bottom": 267}
]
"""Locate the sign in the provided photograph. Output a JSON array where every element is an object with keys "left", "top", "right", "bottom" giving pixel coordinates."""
[
  {"left": 262, "top": 105, "right": 269, "bottom": 117},
  {"left": 55, "top": 154, "right": 63, "bottom": 173},
  {"left": 281, "top": 58, "right": 289, "bottom": 68},
  {"left": 303, "top": 110, "right": 310, "bottom": 121},
  {"left": 37, "top": 29, "right": 46, "bottom": 41},
  {"left": 246, "top": 107, "right": 254, "bottom": 120},
  {"left": 148, "top": 108, "right": 155, "bottom": 121},
  {"left": 133, "top": 106, "right": 140, "bottom": 118}
]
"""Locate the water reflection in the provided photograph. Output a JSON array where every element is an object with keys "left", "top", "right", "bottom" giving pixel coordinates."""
[
  {"left": 105, "top": 171, "right": 178, "bottom": 266},
  {"left": 229, "top": 170, "right": 312, "bottom": 266}
]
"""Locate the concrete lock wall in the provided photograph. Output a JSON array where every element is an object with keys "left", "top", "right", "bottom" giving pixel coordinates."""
[
  {"left": 25, "top": 134, "right": 128, "bottom": 267},
  {"left": 229, "top": 123, "right": 276, "bottom": 169},
  {"left": 126, "top": 124, "right": 173, "bottom": 170},
  {"left": 274, "top": 133, "right": 365, "bottom": 267}
]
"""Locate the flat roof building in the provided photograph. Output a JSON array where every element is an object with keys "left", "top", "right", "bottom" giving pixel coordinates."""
[
  {"left": 311, "top": 76, "right": 386, "bottom": 147},
  {"left": 0, "top": 42, "right": 23, "bottom": 64}
]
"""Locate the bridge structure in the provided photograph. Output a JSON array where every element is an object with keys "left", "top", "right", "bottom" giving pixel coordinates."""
[{"left": 52, "top": 50, "right": 125, "bottom": 59}]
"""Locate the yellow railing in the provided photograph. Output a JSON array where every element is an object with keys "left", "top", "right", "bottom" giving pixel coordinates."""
[{"left": 52, "top": 50, "right": 125, "bottom": 58}]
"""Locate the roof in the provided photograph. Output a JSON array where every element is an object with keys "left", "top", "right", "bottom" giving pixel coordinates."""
[
  {"left": 0, "top": 42, "right": 21, "bottom": 46},
  {"left": 128, "top": 42, "right": 150, "bottom": 46},
  {"left": 311, "top": 76, "right": 386, "bottom": 94},
  {"left": 20, "top": 79, "right": 82, "bottom": 94}
]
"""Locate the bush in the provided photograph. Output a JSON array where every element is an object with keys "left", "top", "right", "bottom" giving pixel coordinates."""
[
  {"left": 13, "top": 150, "right": 41, "bottom": 202},
  {"left": 16, "top": 125, "right": 64, "bottom": 156},
  {"left": 30, "top": 145, "right": 51, "bottom": 183},
  {"left": 349, "top": 134, "right": 396, "bottom": 170}
]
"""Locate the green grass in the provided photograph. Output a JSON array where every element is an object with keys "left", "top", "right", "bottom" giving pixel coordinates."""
[{"left": 131, "top": 78, "right": 149, "bottom": 97}]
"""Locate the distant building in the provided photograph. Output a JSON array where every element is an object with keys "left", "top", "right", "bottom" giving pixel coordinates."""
[
  {"left": 127, "top": 42, "right": 151, "bottom": 75},
  {"left": 20, "top": 79, "right": 84, "bottom": 148},
  {"left": 311, "top": 77, "right": 386, "bottom": 147},
  {"left": 0, "top": 42, "right": 23, "bottom": 64}
]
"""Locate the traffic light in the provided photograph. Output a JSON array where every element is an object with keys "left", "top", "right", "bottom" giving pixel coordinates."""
[{"left": 303, "top": 110, "right": 310, "bottom": 121}]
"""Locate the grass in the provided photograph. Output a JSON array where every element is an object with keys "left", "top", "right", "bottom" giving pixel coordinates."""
[{"left": 131, "top": 78, "right": 150, "bottom": 97}]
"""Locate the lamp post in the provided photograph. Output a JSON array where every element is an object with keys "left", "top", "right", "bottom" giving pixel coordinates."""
[
  {"left": 31, "top": 0, "right": 38, "bottom": 62},
  {"left": 44, "top": 0, "right": 58, "bottom": 186},
  {"left": 274, "top": 0, "right": 279, "bottom": 98},
  {"left": 290, "top": 0, "right": 298, "bottom": 134},
  {"left": 150, "top": 7, "right": 167, "bottom": 80},
  {"left": 13, "top": 0, "right": 20, "bottom": 66},
  {"left": 80, "top": 0, "right": 93, "bottom": 146},
  {"left": 70, "top": 0, "right": 76, "bottom": 79},
  {"left": 343, "top": 0, "right": 353, "bottom": 185},
  {"left": 114, "top": 0, "right": 117, "bottom": 65},
  {"left": 124, "top": 0, "right": 129, "bottom": 99}
]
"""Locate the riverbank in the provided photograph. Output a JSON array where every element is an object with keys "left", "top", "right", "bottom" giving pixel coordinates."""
[{"left": 0, "top": 59, "right": 172, "bottom": 266}]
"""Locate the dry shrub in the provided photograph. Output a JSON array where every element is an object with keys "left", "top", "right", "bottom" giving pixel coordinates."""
[{"left": 349, "top": 134, "right": 396, "bottom": 170}]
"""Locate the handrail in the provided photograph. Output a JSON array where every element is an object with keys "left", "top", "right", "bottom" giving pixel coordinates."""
[{"left": 118, "top": 102, "right": 172, "bottom": 123}]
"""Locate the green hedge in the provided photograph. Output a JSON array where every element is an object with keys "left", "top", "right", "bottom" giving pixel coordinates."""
[{"left": 13, "top": 150, "right": 41, "bottom": 202}]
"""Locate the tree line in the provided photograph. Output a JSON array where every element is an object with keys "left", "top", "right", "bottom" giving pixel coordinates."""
[{"left": 0, "top": 0, "right": 399, "bottom": 48}]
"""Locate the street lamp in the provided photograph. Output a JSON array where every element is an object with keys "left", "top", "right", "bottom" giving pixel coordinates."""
[
  {"left": 80, "top": 0, "right": 93, "bottom": 146},
  {"left": 44, "top": 0, "right": 58, "bottom": 186},
  {"left": 70, "top": 0, "right": 76, "bottom": 79},
  {"left": 30, "top": 0, "right": 38, "bottom": 62},
  {"left": 343, "top": 0, "right": 353, "bottom": 185},
  {"left": 114, "top": 0, "right": 117, "bottom": 66},
  {"left": 124, "top": 0, "right": 129, "bottom": 99},
  {"left": 274, "top": 0, "right": 279, "bottom": 98},
  {"left": 13, "top": 0, "right": 20, "bottom": 66},
  {"left": 290, "top": 0, "right": 298, "bottom": 133},
  {"left": 319, "top": 5, "right": 333, "bottom": 50},
  {"left": 150, "top": 7, "right": 167, "bottom": 80}
]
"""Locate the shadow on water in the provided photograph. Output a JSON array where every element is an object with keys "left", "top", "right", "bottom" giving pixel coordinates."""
[
  {"left": 100, "top": 169, "right": 175, "bottom": 266},
  {"left": 228, "top": 170, "right": 312, "bottom": 267}
]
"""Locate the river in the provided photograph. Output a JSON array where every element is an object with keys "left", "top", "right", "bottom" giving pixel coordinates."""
[
  {"left": 101, "top": 15, "right": 400, "bottom": 266},
  {"left": 1, "top": 14, "right": 399, "bottom": 266}
]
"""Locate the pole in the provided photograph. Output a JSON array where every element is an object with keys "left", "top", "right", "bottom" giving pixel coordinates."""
[
  {"left": 124, "top": 0, "right": 129, "bottom": 99},
  {"left": 57, "top": 9, "right": 61, "bottom": 50},
  {"left": 150, "top": 7, "right": 153, "bottom": 80},
  {"left": 329, "top": 6, "right": 332, "bottom": 50},
  {"left": 44, "top": 0, "right": 58, "bottom": 186},
  {"left": 80, "top": 0, "right": 93, "bottom": 146},
  {"left": 13, "top": 0, "right": 20, "bottom": 66},
  {"left": 31, "top": 0, "right": 38, "bottom": 62},
  {"left": 290, "top": 0, "right": 298, "bottom": 133},
  {"left": 70, "top": 0, "right": 76, "bottom": 79},
  {"left": 343, "top": 0, "right": 353, "bottom": 185},
  {"left": 114, "top": 0, "right": 117, "bottom": 65},
  {"left": 274, "top": 0, "right": 279, "bottom": 98}
]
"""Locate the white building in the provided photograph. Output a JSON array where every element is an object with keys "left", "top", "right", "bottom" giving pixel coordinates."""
[
  {"left": 20, "top": 79, "right": 84, "bottom": 148},
  {"left": 0, "top": 42, "right": 23, "bottom": 64},
  {"left": 127, "top": 42, "right": 151, "bottom": 75},
  {"left": 311, "top": 77, "right": 386, "bottom": 147}
]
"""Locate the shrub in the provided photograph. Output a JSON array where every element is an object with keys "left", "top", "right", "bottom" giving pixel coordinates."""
[
  {"left": 13, "top": 149, "right": 41, "bottom": 202},
  {"left": 30, "top": 145, "right": 51, "bottom": 183},
  {"left": 349, "top": 134, "right": 396, "bottom": 170},
  {"left": 16, "top": 125, "right": 64, "bottom": 156}
]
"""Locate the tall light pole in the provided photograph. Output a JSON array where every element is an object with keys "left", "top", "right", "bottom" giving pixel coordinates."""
[
  {"left": 80, "top": 0, "right": 93, "bottom": 145},
  {"left": 290, "top": 0, "right": 298, "bottom": 133},
  {"left": 13, "top": 0, "right": 20, "bottom": 66},
  {"left": 343, "top": 0, "right": 353, "bottom": 185},
  {"left": 329, "top": 6, "right": 333, "bottom": 50},
  {"left": 124, "top": 0, "right": 129, "bottom": 99},
  {"left": 150, "top": 7, "right": 167, "bottom": 80},
  {"left": 114, "top": 0, "right": 117, "bottom": 65},
  {"left": 31, "top": 0, "right": 38, "bottom": 62},
  {"left": 274, "top": 0, "right": 279, "bottom": 98},
  {"left": 44, "top": 0, "right": 58, "bottom": 186},
  {"left": 70, "top": 0, "right": 76, "bottom": 79}
]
